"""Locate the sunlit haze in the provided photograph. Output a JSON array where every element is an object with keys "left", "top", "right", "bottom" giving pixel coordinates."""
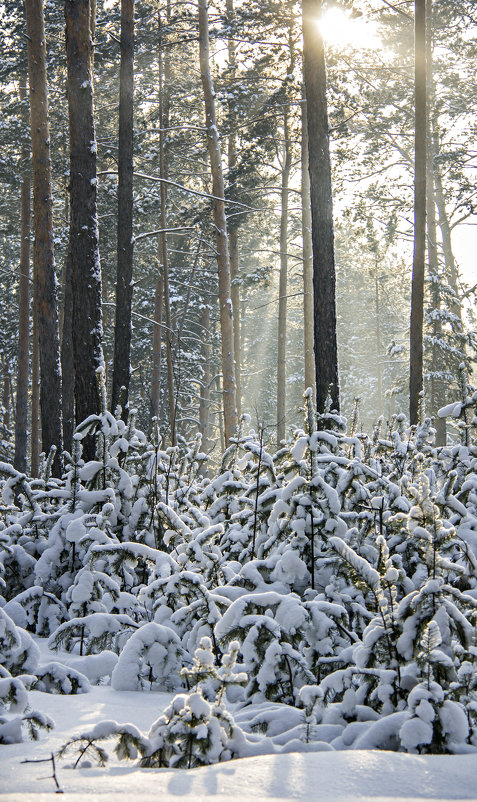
[{"left": 318, "top": 7, "right": 382, "bottom": 50}]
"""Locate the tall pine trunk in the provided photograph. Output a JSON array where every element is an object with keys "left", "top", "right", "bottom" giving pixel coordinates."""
[
  {"left": 25, "top": 0, "right": 63, "bottom": 475},
  {"left": 61, "top": 250, "right": 75, "bottom": 454},
  {"left": 302, "top": 0, "right": 339, "bottom": 417},
  {"left": 226, "top": 0, "right": 241, "bottom": 419},
  {"left": 65, "top": 0, "right": 104, "bottom": 457},
  {"left": 277, "top": 111, "right": 292, "bottom": 444},
  {"left": 112, "top": 0, "right": 134, "bottom": 418},
  {"left": 199, "top": 304, "right": 212, "bottom": 455},
  {"left": 301, "top": 94, "right": 315, "bottom": 396},
  {"left": 157, "top": 11, "right": 176, "bottom": 445},
  {"left": 14, "top": 85, "right": 31, "bottom": 473},
  {"left": 150, "top": 267, "right": 163, "bottom": 423},
  {"left": 198, "top": 0, "right": 237, "bottom": 445},
  {"left": 31, "top": 267, "right": 40, "bottom": 476},
  {"left": 425, "top": 0, "right": 445, "bottom": 446},
  {"left": 409, "top": 0, "right": 427, "bottom": 425}
]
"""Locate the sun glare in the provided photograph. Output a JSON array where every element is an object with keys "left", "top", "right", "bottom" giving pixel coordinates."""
[{"left": 318, "top": 8, "right": 382, "bottom": 50}]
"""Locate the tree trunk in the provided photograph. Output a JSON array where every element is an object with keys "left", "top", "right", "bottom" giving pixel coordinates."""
[
  {"left": 302, "top": 0, "right": 339, "bottom": 417},
  {"left": 301, "top": 95, "right": 315, "bottom": 396},
  {"left": 427, "top": 166, "right": 446, "bottom": 444},
  {"left": 431, "top": 128, "right": 463, "bottom": 330},
  {"left": 2, "top": 363, "right": 11, "bottom": 430},
  {"left": 374, "top": 260, "right": 383, "bottom": 419},
  {"left": 157, "top": 11, "right": 176, "bottom": 445},
  {"left": 277, "top": 111, "right": 292, "bottom": 444},
  {"left": 60, "top": 150, "right": 74, "bottom": 454},
  {"left": 162, "top": 231, "right": 176, "bottom": 445},
  {"left": 198, "top": 0, "right": 237, "bottom": 445},
  {"left": 25, "top": 0, "right": 63, "bottom": 475},
  {"left": 229, "top": 228, "right": 241, "bottom": 420},
  {"left": 61, "top": 249, "right": 75, "bottom": 453},
  {"left": 226, "top": 0, "right": 241, "bottom": 419},
  {"left": 409, "top": 0, "right": 427, "bottom": 425},
  {"left": 150, "top": 266, "right": 163, "bottom": 423},
  {"left": 14, "top": 85, "right": 31, "bottom": 473},
  {"left": 65, "top": 0, "right": 104, "bottom": 458},
  {"left": 199, "top": 304, "right": 211, "bottom": 455},
  {"left": 31, "top": 265, "right": 40, "bottom": 476},
  {"left": 425, "top": 0, "right": 445, "bottom": 446},
  {"left": 112, "top": 0, "right": 134, "bottom": 418}
]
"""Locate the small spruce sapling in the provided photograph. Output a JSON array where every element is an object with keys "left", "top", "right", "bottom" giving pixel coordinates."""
[{"left": 142, "top": 637, "right": 246, "bottom": 768}]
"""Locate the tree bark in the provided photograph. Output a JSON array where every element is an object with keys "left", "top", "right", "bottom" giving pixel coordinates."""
[
  {"left": 277, "top": 111, "right": 292, "bottom": 444},
  {"left": 2, "top": 363, "right": 11, "bottom": 430},
  {"left": 198, "top": 0, "right": 237, "bottom": 445},
  {"left": 409, "top": 0, "right": 427, "bottom": 425},
  {"left": 431, "top": 129, "right": 463, "bottom": 329},
  {"left": 31, "top": 263, "right": 40, "bottom": 476},
  {"left": 65, "top": 0, "right": 104, "bottom": 458},
  {"left": 302, "top": 0, "right": 339, "bottom": 417},
  {"left": 425, "top": 0, "right": 445, "bottom": 445},
  {"left": 226, "top": 0, "right": 241, "bottom": 419},
  {"left": 150, "top": 266, "right": 163, "bottom": 423},
  {"left": 374, "top": 260, "right": 383, "bottom": 419},
  {"left": 301, "top": 95, "right": 315, "bottom": 396},
  {"left": 427, "top": 165, "right": 446, "bottom": 444},
  {"left": 199, "top": 304, "right": 211, "bottom": 454},
  {"left": 157, "top": 11, "right": 176, "bottom": 445},
  {"left": 60, "top": 147, "right": 74, "bottom": 454},
  {"left": 61, "top": 249, "right": 75, "bottom": 453},
  {"left": 25, "top": 0, "right": 63, "bottom": 475},
  {"left": 112, "top": 0, "right": 135, "bottom": 418},
  {"left": 14, "top": 84, "right": 31, "bottom": 473}
]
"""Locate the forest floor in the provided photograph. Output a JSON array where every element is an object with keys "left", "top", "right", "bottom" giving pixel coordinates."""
[{"left": 1, "top": 668, "right": 476, "bottom": 801}]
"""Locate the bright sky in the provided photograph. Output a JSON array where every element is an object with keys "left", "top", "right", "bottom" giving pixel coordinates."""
[{"left": 453, "top": 222, "right": 477, "bottom": 289}]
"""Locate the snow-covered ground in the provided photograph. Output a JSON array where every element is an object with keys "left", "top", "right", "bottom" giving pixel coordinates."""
[{"left": 1, "top": 684, "right": 476, "bottom": 802}]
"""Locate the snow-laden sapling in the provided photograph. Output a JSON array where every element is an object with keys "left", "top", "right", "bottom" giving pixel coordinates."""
[
  {"left": 32, "top": 663, "right": 90, "bottom": 695},
  {"left": 215, "top": 591, "right": 314, "bottom": 704},
  {"left": 399, "top": 621, "right": 470, "bottom": 753},
  {"left": 111, "top": 621, "right": 184, "bottom": 691},
  {"left": 49, "top": 612, "right": 139, "bottom": 656},
  {"left": 57, "top": 720, "right": 148, "bottom": 768},
  {"left": 142, "top": 637, "right": 247, "bottom": 768},
  {"left": 0, "top": 666, "right": 52, "bottom": 745}
]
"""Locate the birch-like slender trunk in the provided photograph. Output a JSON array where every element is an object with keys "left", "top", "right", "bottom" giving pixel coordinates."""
[
  {"left": 199, "top": 304, "right": 211, "bottom": 454},
  {"left": 157, "top": 11, "right": 176, "bottom": 445},
  {"left": 374, "top": 260, "right": 383, "bottom": 419},
  {"left": 150, "top": 267, "right": 163, "bottom": 423},
  {"left": 198, "top": 0, "right": 237, "bottom": 445},
  {"left": 226, "top": 0, "right": 241, "bottom": 419},
  {"left": 432, "top": 129, "right": 463, "bottom": 329},
  {"left": 277, "top": 111, "right": 292, "bottom": 444}
]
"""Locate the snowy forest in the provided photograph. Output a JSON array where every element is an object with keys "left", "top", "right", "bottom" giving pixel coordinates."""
[{"left": 2, "top": 0, "right": 477, "bottom": 788}]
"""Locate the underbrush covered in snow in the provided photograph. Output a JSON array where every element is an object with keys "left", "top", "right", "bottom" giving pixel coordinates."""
[{"left": 1, "top": 385, "right": 477, "bottom": 766}]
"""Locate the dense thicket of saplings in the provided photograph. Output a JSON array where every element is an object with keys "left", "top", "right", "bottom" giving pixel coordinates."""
[{"left": 1, "top": 380, "right": 477, "bottom": 763}]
